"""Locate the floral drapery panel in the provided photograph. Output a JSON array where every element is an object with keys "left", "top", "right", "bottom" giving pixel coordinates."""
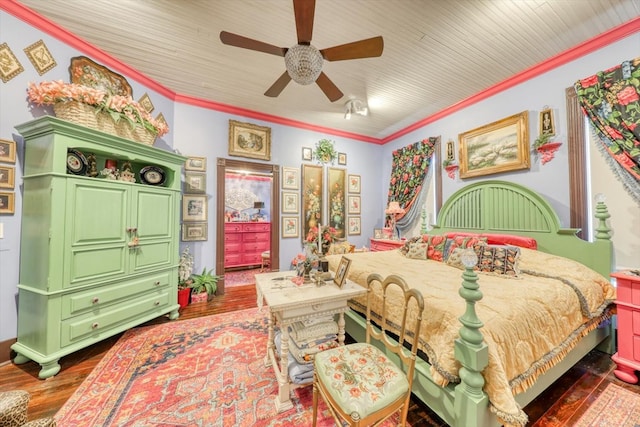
[
  {"left": 575, "top": 56, "right": 640, "bottom": 202},
  {"left": 386, "top": 137, "right": 437, "bottom": 231}
]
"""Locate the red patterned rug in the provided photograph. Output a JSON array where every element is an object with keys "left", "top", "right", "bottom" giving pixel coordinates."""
[
  {"left": 224, "top": 267, "right": 265, "bottom": 288},
  {"left": 572, "top": 382, "right": 640, "bottom": 426},
  {"left": 55, "top": 308, "right": 404, "bottom": 426}
]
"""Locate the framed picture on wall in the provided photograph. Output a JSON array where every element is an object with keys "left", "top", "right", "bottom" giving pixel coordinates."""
[
  {"left": 282, "top": 192, "right": 299, "bottom": 214},
  {"left": 185, "top": 156, "right": 206, "bottom": 171},
  {"left": 347, "top": 195, "right": 361, "bottom": 214},
  {"left": 0, "top": 139, "right": 16, "bottom": 163},
  {"left": 182, "top": 194, "right": 207, "bottom": 221},
  {"left": 302, "top": 147, "right": 313, "bottom": 161},
  {"left": 282, "top": 216, "right": 299, "bottom": 238},
  {"left": 302, "top": 164, "right": 323, "bottom": 239},
  {"left": 337, "top": 152, "right": 347, "bottom": 165},
  {"left": 348, "top": 174, "right": 360, "bottom": 193},
  {"left": 328, "top": 167, "right": 346, "bottom": 238},
  {"left": 0, "top": 166, "right": 15, "bottom": 189},
  {"left": 281, "top": 166, "right": 299, "bottom": 190},
  {"left": 184, "top": 172, "right": 206, "bottom": 194},
  {"left": 0, "top": 192, "right": 15, "bottom": 214},
  {"left": 228, "top": 119, "right": 271, "bottom": 161},
  {"left": 540, "top": 108, "right": 555, "bottom": 136},
  {"left": 182, "top": 222, "right": 208, "bottom": 241},
  {"left": 348, "top": 217, "right": 361, "bottom": 235}
]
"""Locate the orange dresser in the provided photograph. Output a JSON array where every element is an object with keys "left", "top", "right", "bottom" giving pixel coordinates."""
[
  {"left": 225, "top": 222, "right": 271, "bottom": 269},
  {"left": 369, "top": 238, "right": 405, "bottom": 252},
  {"left": 611, "top": 271, "right": 640, "bottom": 383}
]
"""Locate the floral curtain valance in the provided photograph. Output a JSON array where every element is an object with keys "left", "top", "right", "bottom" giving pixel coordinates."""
[
  {"left": 386, "top": 137, "right": 437, "bottom": 221},
  {"left": 575, "top": 57, "right": 640, "bottom": 201}
]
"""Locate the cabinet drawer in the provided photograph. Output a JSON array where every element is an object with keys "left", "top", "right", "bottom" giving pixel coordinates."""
[
  {"left": 225, "top": 242, "right": 242, "bottom": 253},
  {"left": 225, "top": 233, "right": 242, "bottom": 243},
  {"left": 225, "top": 253, "right": 242, "bottom": 267},
  {"left": 243, "top": 232, "right": 270, "bottom": 242},
  {"left": 60, "top": 290, "right": 170, "bottom": 347},
  {"left": 242, "top": 223, "right": 270, "bottom": 232},
  {"left": 616, "top": 277, "right": 640, "bottom": 306},
  {"left": 243, "top": 253, "right": 263, "bottom": 265},
  {"left": 280, "top": 299, "right": 347, "bottom": 321},
  {"left": 61, "top": 272, "right": 170, "bottom": 319},
  {"left": 225, "top": 223, "right": 244, "bottom": 233},
  {"left": 243, "top": 241, "right": 270, "bottom": 253}
]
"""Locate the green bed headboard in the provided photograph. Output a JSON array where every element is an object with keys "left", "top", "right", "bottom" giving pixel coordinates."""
[{"left": 431, "top": 180, "right": 613, "bottom": 277}]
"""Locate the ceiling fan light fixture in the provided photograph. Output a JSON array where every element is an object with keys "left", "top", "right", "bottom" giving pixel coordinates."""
[
  {"left": 285, "top": 44, "right": 323, "bottom": 85},
  {"left": 344, "top": 99, "right": 368, "bottom": 119}
]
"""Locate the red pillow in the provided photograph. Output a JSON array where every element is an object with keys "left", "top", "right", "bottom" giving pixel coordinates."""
[{"left": 444, "top": 232, "right": 537, "bottom": 250}]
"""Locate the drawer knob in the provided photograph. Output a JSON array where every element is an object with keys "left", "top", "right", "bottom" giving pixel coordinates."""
[
  {"left": 154, "top": 281, "right": 161, "bottom": 286},
  {"left": 91, "top": 297, "right": 99, "bottom": 304},
  {"left": 154, "top": 301, "right": 160, "bottom": 306},
  {"left": 92, "top": 323, "right": 99, "bottom": 329}
]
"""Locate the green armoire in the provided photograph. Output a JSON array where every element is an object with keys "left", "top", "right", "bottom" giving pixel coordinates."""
[{"left": 12, "top": 116, "right": 186, "bottom": 378}]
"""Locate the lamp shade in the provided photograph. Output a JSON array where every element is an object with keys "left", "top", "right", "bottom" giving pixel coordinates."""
[
  {"left": 385, "top": 201, "right": 405, "bottom": 215},
  {"left": 254, "top": 201, "right": 265, "bottom": 209}
]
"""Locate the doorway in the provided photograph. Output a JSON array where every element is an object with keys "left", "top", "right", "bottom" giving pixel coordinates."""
[{"left": 216, "top": 158, "right": 280, "bottom": 294}]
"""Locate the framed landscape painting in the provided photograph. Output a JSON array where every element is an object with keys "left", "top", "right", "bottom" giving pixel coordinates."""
[{"left": 228, "top": 120, "right": 271, "bottom": 161}]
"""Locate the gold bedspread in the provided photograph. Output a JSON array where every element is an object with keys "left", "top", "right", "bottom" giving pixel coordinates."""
[{"left": 327, "top": 248, "right": 615, "bottom": 425}]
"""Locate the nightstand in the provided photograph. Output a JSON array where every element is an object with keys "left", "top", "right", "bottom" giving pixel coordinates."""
[
  {"left": 611, "top": 270, "right": 640, "bottom": 383},
  {"left": 369, "top": 238, "right": 405, "bottom": 252}
]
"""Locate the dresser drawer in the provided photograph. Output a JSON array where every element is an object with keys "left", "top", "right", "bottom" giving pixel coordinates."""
[
  {"left": 225, "top": 232, "right": 242, "bottom": 243},
  {"left": 242, "top": 253, "right": 263, "bottom": 265},
  {"left": 243, "top": 223, "right": 270, "bottom": 232},
  {"left": 225, "top": 223, "right": 244, "bottom": 233},
  {"left": 61, "top": 272, "right": 170, "bottom": 319},
  {"left": 225, "top": 242, "right": 242, "bottom": 253},
  {"left": 243, "top": 241, "right": 270, "bottom": 253},
  {"left": 225, "top": 253, "right": 242, "bottom": 266},
  {"left": 280, "top": 298, "right": 347, "bottom": 321},
  {"left": 243, "top": 231, "right": 270, "bottom": 242},
  {"left": 60, "top": 290, "right": 170, "bottom": 346}
]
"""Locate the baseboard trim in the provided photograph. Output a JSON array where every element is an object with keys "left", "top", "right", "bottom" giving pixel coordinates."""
[{"left": 0, "top": 338, "right": 16, "bottom": 365}]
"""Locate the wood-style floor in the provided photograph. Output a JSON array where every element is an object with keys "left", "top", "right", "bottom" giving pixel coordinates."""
[{"left": 0, "top": 284, "right": 636, "bottom": 426}]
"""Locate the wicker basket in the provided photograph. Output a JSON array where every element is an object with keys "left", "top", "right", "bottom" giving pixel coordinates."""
[{"left": 53, "top": 101, "right": 156, "bottom": 146}]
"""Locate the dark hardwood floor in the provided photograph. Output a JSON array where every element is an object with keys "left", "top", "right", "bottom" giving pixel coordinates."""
[{"left": 0, "top": 284, "right": 635, "bottom": 426}]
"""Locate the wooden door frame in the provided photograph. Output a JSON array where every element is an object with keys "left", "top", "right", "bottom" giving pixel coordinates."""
[{"left": 216, "top": 158, "right": 280, "bottom": 294}]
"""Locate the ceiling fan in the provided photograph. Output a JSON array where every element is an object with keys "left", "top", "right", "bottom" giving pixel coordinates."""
[{"left": 219, "top": 0, "right": 383, "bottom": 102}]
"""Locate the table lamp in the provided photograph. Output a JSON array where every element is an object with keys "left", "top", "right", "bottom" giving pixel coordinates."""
[{"left": 385, "top": 201, "right": 406, "bottom": 240}]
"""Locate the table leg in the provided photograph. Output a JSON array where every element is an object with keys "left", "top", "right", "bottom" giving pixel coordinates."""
[
  {"left": 265, "top": 311, "right": 275, "bottom": 366},
  {"left": 275, "top": 319, "right": 294, "bottom": 412},
  {"left": 337, "top": 311, "right": 346, "bottom": 345}
]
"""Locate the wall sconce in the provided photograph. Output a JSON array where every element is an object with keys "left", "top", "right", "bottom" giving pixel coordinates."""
[{"left": 344, "top": 99, "right": 369, "bottom": 120}]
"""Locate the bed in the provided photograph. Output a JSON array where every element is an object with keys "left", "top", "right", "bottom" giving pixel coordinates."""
[{"left": 326, "top": 180, "right": 615, "bottom": 427}]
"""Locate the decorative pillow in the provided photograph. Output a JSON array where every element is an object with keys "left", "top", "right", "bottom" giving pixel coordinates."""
[
  {"left": 445, "top": 247, "right": 466, "bottom": 269},
  {"left": 443, "top": 235, "right": 488, "bottom": 261},
  {"left": 474, "top": 243, "right": 521, "bottom": 276},
  {"left": 425, "top": 234, "right": 447, "bottom": 261},
  {"left": 406, "top": 241, "right": 428, "bottom": 259},
  {"left": 327, "top": 241, "right": 352, "bottom": 255},
  {"left": 399, "top": 235, "right": 426, "bottom": 255}
]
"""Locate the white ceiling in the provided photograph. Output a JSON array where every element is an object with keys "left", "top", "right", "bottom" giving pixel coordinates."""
[{"left": 17, "top": 0, "right": 640, "bottom": 140}]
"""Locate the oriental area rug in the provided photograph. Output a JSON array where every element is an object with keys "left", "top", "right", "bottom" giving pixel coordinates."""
[
  {"left": 54, "top": 307, "right": 404, "bottom": 426},
  {"left": 572, "top": 382, "right": 640, "bottom": 427},
  {"left": 224, "top": 267, "right": 265, "bottom": 288}
]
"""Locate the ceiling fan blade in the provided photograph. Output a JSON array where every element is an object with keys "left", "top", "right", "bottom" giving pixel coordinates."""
[
  {"left": 220, "top": 31, "right": 286, "bottom": 57},
  {"left": 316, "top": 72, "right": 343, "bottom": 102},
  {"left": 321, "top": 36, "right": 384, "bottom": 61},
  {"left": 293, "top": 0, "right": 315, "bottom": 44},
  {"left": 264, "top": 71, "right": 292, "bottom": 97}
]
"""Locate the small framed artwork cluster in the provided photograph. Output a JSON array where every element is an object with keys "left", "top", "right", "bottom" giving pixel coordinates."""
[
  {"left": 0, "top": 139, "right": 17, "bottom": 215},
  {"left": 281, "top": 166, "right": 300, "bottom": 238},
  {"left": 347, "top": 174, "right": 361, "bottom": 236},
  {"left": 182, "top": 156, "right": 208, "bottom": 241}
]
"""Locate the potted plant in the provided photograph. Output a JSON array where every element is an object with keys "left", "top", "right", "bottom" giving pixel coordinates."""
[
  {"left": 190, "top": 267, "right": 219, "bottom": 303},
  {"left": 533, "top": 133, "right": 562, "bottom": 165},
  {"left": 442, "top": 158, "right": 458, "bottom": 179},
  {"left": 314, "top": 138, "right": 337, "bottom": 164},
  {"left": 177, "top": 247, "right": 194, "bottom": 308}
]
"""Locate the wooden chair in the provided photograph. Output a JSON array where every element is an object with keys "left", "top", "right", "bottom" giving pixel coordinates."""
[{"left": 312, "top": 273, "right": 424, "bottom": 426}]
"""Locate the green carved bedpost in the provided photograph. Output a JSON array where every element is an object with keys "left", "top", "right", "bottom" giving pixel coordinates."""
[{"left": 454, "top": 249, "right": 490, "bottom": 426}]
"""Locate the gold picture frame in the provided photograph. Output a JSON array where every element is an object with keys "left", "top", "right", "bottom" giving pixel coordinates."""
[
  {"left": 0, "top": 166, "right": 15, "bottom": 189},
  {"left": 0, "top": 43, "right": 24, "bottom": 83},
  {"left": 138, "top": 93, "right": 155, "bottom": 113},
  {"left": 302, "top": 164, "right": 323, "bottom": 240},
  {"left": 0, "top": 192, "right": 15, "bottom": 214},
  {"left": 540, "top": 108, "right": 555, "bottom": 136},
  {"left": 185, "top": 156, "right": 206, "bottom": 171},
  {"left": 181, "top": 222, "right": 208, "bottom": 241},
  {"left": 328, "top": 167, "right": 346, "bottom": 238},
  {"left": 281, "top": 166, "right": 299, "bottom": 190},
  {"left": 0, "top": 139, "right": 17, "bottom": 163},
  {"left": 184, "top": 172, "right": 206, "bottom": 194},
  {"left": 182, "top": 194, "right": 207, "bottom": 222},
  {"left": 282, "top": 216, "right": 299, "bottom": 238},
  {"left": 334, "top": 256, "right": 352, "bottom": 288},
  {"left": 459, "top": 111, "right": 529, "bottom": 179},
  {"left": 228, "top": 120, "right": 271, "bottom": 161},
  {"left": 282, "top": 192, "right": 299, "bottom": 214},
  {"left": 24, "top": 39, "right": 56, "bottom": 75}
]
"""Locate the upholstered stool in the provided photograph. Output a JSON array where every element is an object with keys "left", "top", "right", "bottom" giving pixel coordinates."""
[
  {"left": 22, "top": 419, "right": 56, "bottom": 427},
  {"left": 261, "top": 250, "right": 270, "bottom": 271},
  {"left": 0, "top": 390, "right": 29, "bottom": 427}
]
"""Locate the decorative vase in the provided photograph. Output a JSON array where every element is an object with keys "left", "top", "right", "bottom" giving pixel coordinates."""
[
  {"left": 190, "top": 292, "right": 208, "bottom": 304},
  {"left": 177, "top": 288, "right": 191, "bottom": 308}
]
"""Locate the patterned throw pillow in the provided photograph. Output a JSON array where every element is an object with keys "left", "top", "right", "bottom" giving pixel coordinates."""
[
  {"left": 425, "top": 234, "right": 447, "bottom": 261},
  {"left": 406, "top": 241, "right": 428, "bottom": 259},
  {"left": 445, "top": 247, "right": 466, "bottom": 269},
  {"left": 443, "top": 235, "right": 488, "bottom": 261},
  {"left": 474, "top": 243, "right": 521, "bottom": 276},
  {"left": 399, "top": 235, "right": 425, "bottom": 256}
]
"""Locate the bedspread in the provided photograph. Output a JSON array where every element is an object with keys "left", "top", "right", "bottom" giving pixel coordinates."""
[{"left": 326, "top": 248, "right": 615, "bottom": 426}]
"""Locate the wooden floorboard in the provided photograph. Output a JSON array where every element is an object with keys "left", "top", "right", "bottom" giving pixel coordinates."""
[{"left": 0, "top": 284, "right": 634, "bottom": 426}]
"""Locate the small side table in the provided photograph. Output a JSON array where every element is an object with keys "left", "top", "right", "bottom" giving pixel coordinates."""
[
  {"left": 611, "top": 270, "right": 640, "bottom": 383},
  {"left": 255, "top": 271, "right": 367, "bottom": 412}
]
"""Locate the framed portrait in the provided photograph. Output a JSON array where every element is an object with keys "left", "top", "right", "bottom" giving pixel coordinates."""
[
  {"left": 281, "top": 166, "right": 300, "bottom": 190},
  {"left": 373, "top": 228, "right": 383, "bottom": 239},
  {"left": 347, "top": 174, "right": 360, "bottom": 193},
  {"left": 459, "top": 111, "right": 529, "bottom": 179},
  {"left": 138, "top": 93, "right": 155, "bottom": 113},
  {"left": 328, "top": 167, "right": 346, "bottom": 238},
  {"left": 338, "top": 152, "right": 347, "bottom": 165},
  {"left": 348, "top": 217, "right": 361, "bottom": 236},
  {"left": 0, "top": 166, "right": 15, "bottom": 189},
  {"left": 302, "top": 147, "right": 313, "bottom": 161},
  {"left": 24, "top": 40, "right": 56, "bottom": 75},
  {"left": 282, "top": 192, "right": 299, "bottom": 214},
  {"left": 0, "top": 192, "right": 15, "bottom": 214},
  {"left": 540, "top": 108, "right": 555, "bottom": 136},
  {"left": 446, "top": 139, "right": 455, "bottom": 161},
  {"left": 0, "top": 43, "right": 24, "bottom": 83},
  {"left": 185, "top": 156, "right": 206, "bottom": 172},
  {"left": 282, "top": 216, "right": 299, "bottom": 238},
  {"left": 334, "top": 256, "right": 352, "bottom": 288},
  {"left": 228, "top": 119, "right": 271, "bottom": 161},
  {"left": 182, "top": 222, "right": 208, "bottom": 241},
  {"left": 184, "top": 172, "right": 206, "bottom": 194},
  {"left": 302, "top": 164, "right": 323, "bottom": 239},
  {"left": 0, "top": 139, "right": 16, "bottom": 163},
  {"left": 347, "top": 195, "right": 361, "bottom": 214},
  {"left": 182, "top": 194, "right": 207, "bottom": 222}
]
